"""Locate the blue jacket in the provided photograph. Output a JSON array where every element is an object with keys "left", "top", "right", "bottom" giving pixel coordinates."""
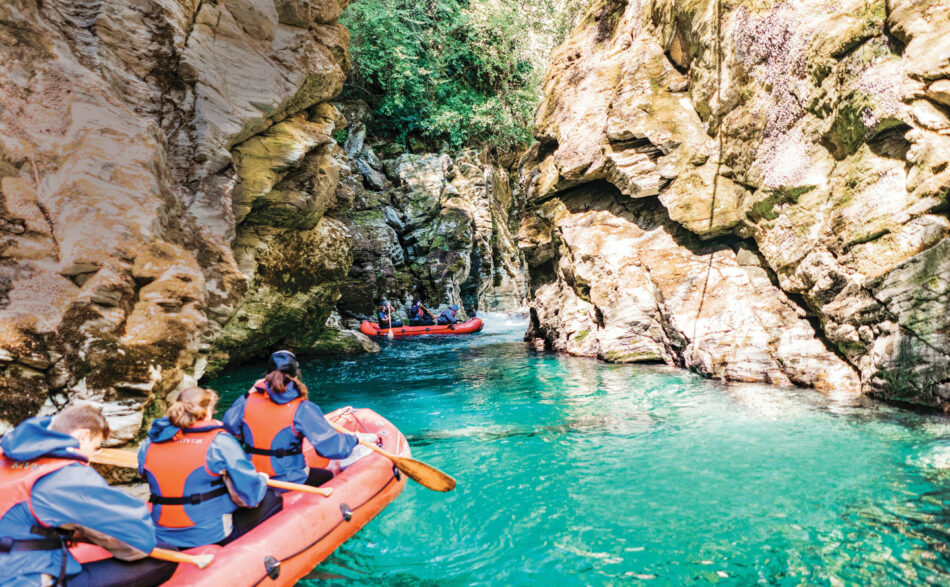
[
  {"left": 438, "top": 307, "right": 457, "bottom": 323},
  {"left": 409, "top": 303, "right": 428, "bottom": 320},
  {"left": 0, "top": 417, "right": 156, "bottom": 585},
  {"left": 222, "top": 380, "right": 358, "bottom": 484},
  {"left": 137, "top": 418, "right": 266, "bottom": 548},
  {"left": 377, "top": 309, "right": 392, "bottom": 324}
]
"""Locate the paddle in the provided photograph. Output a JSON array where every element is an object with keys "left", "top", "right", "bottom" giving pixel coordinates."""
[
  {"left": 386, "top": 313, "right": 394, "bottom": 339},
  {"left": 151, "top": 547, "right": 214, "bottom": 569},
  {"left": 329, "top": 423, "right": 456, "bottom": 492},
  {"left": 91, "top": 448, "right": 333, "bottom": 497}
]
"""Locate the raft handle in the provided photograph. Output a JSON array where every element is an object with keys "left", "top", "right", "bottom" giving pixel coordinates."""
[
  {"left": 393, "top": 466, "right": 401, "bottom": 481},
  {"left": 264, "top": 556, "right": 281, "bottom": 580},
  {"left": 340, "top": 503, "right": 354, "bottom": 522}
]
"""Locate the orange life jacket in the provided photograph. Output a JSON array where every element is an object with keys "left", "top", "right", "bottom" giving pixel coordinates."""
[
  {"left": 0, "top": 451, "right": 81, "bottom": 556},
  {"left": 142, "top": 426, "right": 228, "bottom": 529},
  {"left": 243, "top": 382, "right": 329, "bottom": 475},
  {"left": 0, "top": 452, "right": 78, "bottom": 523}
]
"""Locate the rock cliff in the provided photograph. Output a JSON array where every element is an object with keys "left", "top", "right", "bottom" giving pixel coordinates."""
[
  {"left": 521, "top": 0, "right": 950, "bottom": 405},
  {"left": 0, "top": 0, "right": 525, "bottom": 441}
]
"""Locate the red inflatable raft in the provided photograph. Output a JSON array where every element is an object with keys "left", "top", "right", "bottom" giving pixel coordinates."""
[
  {"left": 72, "top": 407, "right": 408, "bottom": 586},
  {"left": 360, "top": 317, "right": 484, "bottom": 337}
]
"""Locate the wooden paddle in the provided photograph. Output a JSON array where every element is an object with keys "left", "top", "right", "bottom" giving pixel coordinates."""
[
  {"left": 329, "top": 423, "right": 456, "bottom": 492},
  {"left": 91, "top": 448, "right": 333, "bottom": 497},
  {"left": 386, "top": 314, "right": 394, "bottom": 339},
  {"left": 151, "top": 547, "right": 214, "bottom": 569}
]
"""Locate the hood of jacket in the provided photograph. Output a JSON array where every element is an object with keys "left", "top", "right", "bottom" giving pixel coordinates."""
[
  {"left": 253, "top": 379, "right": 302, "bottom": 405},
  {"left": 0, "top": 416, "right": 82, "bottom": 461}
]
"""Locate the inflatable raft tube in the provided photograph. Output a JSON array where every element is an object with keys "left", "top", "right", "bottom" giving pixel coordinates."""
[
  {"left": 360, "top": 317, "right": 484, "bottom": 337},
  {"left": 72, "top": 407, "right": 408, "bottom": 586}
]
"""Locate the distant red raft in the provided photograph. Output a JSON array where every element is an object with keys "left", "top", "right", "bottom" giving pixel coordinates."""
[{"left": 360, "top": 317, "right": 484, "bottom": 337}]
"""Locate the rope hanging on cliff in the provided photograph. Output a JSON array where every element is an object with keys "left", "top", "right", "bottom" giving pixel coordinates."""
[{"left": 691, "top": 0, "right": 725, "bottom": 349}]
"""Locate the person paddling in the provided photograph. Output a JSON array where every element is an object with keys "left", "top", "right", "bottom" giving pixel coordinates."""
[
  {"left": 437, "top": 304, "right": 461, "bottom": 325},
  {"left": 138, "top": 387, "right": 281, "bottom": 548},
  {"left": 408, "top": 300, "right": 435, "bottom": 326},
  {"left": 377, "top": 300, "right": 403, "bottom": 328},
  {"left": 223, "top": 350, "right": 378, "bottom": 487},
  {"left": 0, "top": 404, "right": 175, "bottom": 587}
]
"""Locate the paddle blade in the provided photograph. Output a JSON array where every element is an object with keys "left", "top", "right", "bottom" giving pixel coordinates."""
[
  {"left": 387, "top": 327, "right": 394, "bottom": 340},
  {"left": 150, "top": 548, "right": 214, "bottom": 569},
  {"left": 391, "top": 455, "right": 456, "bottom": 492},
  {"left": 92, "top": 448, "right": 137, "bottom": 469}
]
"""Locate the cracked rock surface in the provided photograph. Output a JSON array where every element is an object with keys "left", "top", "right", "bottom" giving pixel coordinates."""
[{"left": 522, "top": 0, "right": 950, "bottom": 406}]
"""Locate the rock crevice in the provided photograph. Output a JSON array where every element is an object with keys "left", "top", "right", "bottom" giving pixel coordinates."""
[{"left": 522, "top": 0, "right": 950, "bottom": 405}]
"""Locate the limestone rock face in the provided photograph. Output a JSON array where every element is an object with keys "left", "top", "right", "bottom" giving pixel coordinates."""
[
  {"left": 0, "top": 0, "right": 359, "bottom": 441},
  {"left": 335, "top": 141, "right": 529, "bottom": 326},
  {"left": 524, "top": 0, "right": 950, "bottom": 405}
]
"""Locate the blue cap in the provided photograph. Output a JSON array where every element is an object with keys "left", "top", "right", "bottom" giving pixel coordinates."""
[
  {"left": 267, "top": 350, "right": 299, "bottom": 376},
  {"left": 451, "top": 304, "right": 459, "bottom": 311}
]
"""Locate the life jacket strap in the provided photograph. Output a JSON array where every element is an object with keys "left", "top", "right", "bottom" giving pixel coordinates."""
[
  {"left": 244, "top": 445, "right": 302, "bottom": 458},
  {"left": 0, "top": 527, "right": 75, "bottom": 553},
  {"left": 149, "top": 482, "right": 228, "bottom": 506}
]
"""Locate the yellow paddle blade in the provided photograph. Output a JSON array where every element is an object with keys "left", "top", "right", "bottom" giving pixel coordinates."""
[
  {"left": 389, "top": 453, "right": 457, "bottom": 492},
  {"left": 151, "top": 548, "right": 214, "bottom": 569},
  {"left": 92, "top": 448, "right": 138, "bottom": 468}
]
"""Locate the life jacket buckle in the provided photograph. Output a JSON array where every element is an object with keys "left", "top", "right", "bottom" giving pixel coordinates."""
[{"left": 0, "top": 537, "right": 13, "bottom": 553}]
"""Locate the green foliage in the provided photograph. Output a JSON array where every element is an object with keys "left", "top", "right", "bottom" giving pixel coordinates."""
[{"left": 342, "top": 0, "right": 586, "bottom": 151}]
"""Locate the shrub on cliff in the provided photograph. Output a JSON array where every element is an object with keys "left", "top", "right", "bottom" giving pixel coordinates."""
[{"left": 342, "top": 0, "right": 587, "bottom": 151}]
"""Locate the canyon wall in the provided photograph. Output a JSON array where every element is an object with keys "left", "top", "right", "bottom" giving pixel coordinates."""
[
  {"left": 521, "top": 0, "right": 950, "bottom": 406},
  {"left": 0, "top": 0, "right": 524, "bottom": 442}
]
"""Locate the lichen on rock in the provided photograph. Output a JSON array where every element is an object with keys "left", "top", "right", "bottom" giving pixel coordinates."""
[{"left": 521, "top": 0, "right": 950, "bottom": 406}]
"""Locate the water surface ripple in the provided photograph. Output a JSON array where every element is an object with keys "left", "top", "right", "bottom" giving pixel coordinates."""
[{"left": 207, "top": 314, "right": 950, "bottom": 585}]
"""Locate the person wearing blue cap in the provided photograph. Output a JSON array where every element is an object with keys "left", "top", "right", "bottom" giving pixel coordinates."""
[
  {"left": 408, "top": 300, "right": 435, "bottom": 326},
  {"left": 437, "top": 304, "right": 461, "bottom": 325},
  {"left": 377, "top": 300, "right": 403, "bottom": 328},
  {"left": 222, "top": 351, "right": 379, "bottom": 487}
]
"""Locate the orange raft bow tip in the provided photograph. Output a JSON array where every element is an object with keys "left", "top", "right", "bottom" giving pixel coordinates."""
[
  {"left": 72, "top": 407, "right": 409, "bottom": 586},
  {"left": 360, "top": 317, "right": 484, "bottom": 337}
]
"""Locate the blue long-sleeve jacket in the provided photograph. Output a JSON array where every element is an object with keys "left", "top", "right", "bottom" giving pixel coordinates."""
[
  {"left": 137, "top": 418, "right": 266, "bottom": 547},
  {"left": 222, "top": 380, "right": 358, "bottom": 484},
  {"left": 0, "top": 417, "right": 156, "bottom": 586},
  {"left": 438, "top": 307, "right": 458, "bottom": 324}
]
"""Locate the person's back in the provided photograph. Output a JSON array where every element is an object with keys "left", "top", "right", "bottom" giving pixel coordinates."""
[
  {"left": 437, "top": 304, "right": 460, "bottom": 325},
  {"left": 139, "top": 387, "right": 276, "bottom": 549},
  {"left": 223, "top": 351, "right": 378, "bottom": 487},
  {"left": 0, "top": 405, "right": 172, "bottom": 587},
  {"left": 408, "top": 300, "right": 434, "bottom": 326}
]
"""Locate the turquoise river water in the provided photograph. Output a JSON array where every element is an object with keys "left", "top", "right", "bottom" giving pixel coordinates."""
[{"left": 207, "top": 314, "right": 950, "bottom": 585}]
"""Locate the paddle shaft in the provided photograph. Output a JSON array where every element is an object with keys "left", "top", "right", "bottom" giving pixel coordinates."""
[
  {"left": 329, "top": 422, "right": 456, "bottom": 492},
  {"left": 151, "top": 547, "right": 214, "bottom": 569},
  {"left": 91, "top": 449, "right": 332, "bottom": 496}
]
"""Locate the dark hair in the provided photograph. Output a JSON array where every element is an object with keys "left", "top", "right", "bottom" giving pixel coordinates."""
[
  {"left": 50, "top": 404, "right": 111, "bottom": 440},
  {"left": 167, "top": 387, "right": 218, "bottom": 428},
  {"left": 264, "top": 370, "right": 309, "bottom": 399}
]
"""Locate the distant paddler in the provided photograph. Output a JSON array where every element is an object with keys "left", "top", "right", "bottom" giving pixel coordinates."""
[{"left": 409, "top": 300, "right": 436, "bottom": 326}]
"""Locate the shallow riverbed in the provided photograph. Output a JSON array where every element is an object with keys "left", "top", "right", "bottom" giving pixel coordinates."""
[{"left": 207, "top": 314, "right": 950, "bottom": 585}]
